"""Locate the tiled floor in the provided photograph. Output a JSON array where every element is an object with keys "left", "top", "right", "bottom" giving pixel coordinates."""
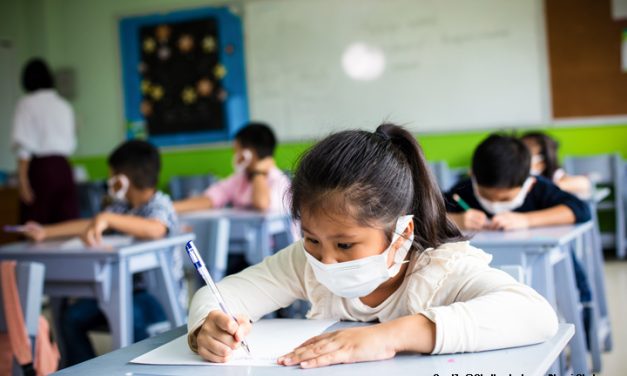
[
  {"left": 599, "top": 259, "right": 627, "bottom": 375},
  {"left": 55, "top": 259, "right": 627, "bottom": 373}
]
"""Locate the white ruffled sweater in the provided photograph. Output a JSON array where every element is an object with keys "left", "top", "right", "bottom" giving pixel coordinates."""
[{"left": 187, "top": 240, "right": 558, "bottom": 354}]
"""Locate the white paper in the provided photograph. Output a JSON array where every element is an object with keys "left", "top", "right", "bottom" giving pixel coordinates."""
[
  {"left": 131, "top": 319, "right": 337, "bottom": 367},
  {"left": 58, "top": 235, "right": 134, "bottom": 250}
]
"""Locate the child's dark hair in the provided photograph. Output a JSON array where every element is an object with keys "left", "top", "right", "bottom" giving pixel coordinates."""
[
  {"left": 22, "top": 58, "right": 55, "bottom": 93},
  {"left": 290, "top": 123, "right": 463, "bottom": 252},
  {"left": 108, "top": 140, "right": 161, "bottom": 189},
  {"left": 235, "top": 122, "right": 277, "bottom": 159},
  {"left": 472, "top": 133, "right": 530, "bottom": 188},
  {"left": 521, "top": 131, "right": 560, "bottom": 180}
]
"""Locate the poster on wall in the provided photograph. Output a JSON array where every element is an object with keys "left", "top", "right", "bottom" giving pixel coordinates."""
[{"left": 119, "top": 7, "right": 248, "bottom": 147}]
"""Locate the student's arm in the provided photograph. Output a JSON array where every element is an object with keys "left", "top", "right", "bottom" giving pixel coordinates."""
[
  {"left": 490, "top": 204, "right": 575, "bottom": 230},
  {"left": 188, "top": 243, "right": 307, "bottom": 353},
  {"left": 23, "top": 219, "right": 92, "bottom": 242},
  {"left": 250, "top": 174, "right": 271, "bottom": 211},
  {"left": 173, "top": 196, "right": 213, "bottom": 213},
  {"left": 17, "top": 159, "right": 34, "bottom": 204},
  {"left": 420, "top": 265, "right": 558, "bottom": 354},
  {"left": 249, "top": 157, "right": 276, "bottom": 211},
  {"left": 447, "top": 210, "right": 488, "bottom": 230},
  {"left": 81, "top": 212, "right": 167, "bottom": 246},
  {"left": 279, "top": 251, "right": 558, "bottom": 368},
  {"left": 557, "top": 175, "right": 592, "bottom": 196},
  {"left": 443, "top": 180, "right": 488, "bottom": 230}
]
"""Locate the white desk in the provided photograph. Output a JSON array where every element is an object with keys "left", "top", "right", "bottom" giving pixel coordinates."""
[
  {"left": 51, "top": 322, "right": 574, "bottom": 376},
  {"left": 180, "top": 209, "right": 295, "bottom": 281},
  {"left": 470, "top": 221, "right": 610, "bottom": 374},
  {"left": 0, "top": 233, "right": 194, "bottom": 356}
]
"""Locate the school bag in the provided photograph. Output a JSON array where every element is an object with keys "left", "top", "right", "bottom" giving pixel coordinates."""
[{"left": 0, "top": 261, "right": 59, "bottom": 376}]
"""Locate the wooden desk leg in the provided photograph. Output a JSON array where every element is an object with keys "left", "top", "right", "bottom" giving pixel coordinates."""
[
  {"left": 98, "top": 260, "right": 133, "bottom": 349},
  {"left": 554, "top": 248, "right": 590, "bottom": 374}
]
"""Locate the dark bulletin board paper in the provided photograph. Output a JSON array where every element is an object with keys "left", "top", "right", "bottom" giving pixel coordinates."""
[
  {"left": 546, "top": 0, "right": 627, "bottom": 118},
  {"left": 139, "top": 18, "right": 225, "bottom": 136}
]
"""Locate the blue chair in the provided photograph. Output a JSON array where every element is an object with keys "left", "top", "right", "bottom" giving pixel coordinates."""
[
  {"left": 0, "top": 261, "right": 45, "bottom": 375},
  {"left": 428, "top": 161, "right": 468, "bottom": 192},
  {"left": 564, "top": 153, "right": 625, "bottom": 259},
  {"left": 168, "top": 174, "right": 217, "bottom": 200}
]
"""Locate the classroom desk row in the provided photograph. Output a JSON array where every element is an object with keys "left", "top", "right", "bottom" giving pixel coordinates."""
[
  {"left": 469, "top": 187, "right": 613, "bottom": 374},
  {"left": 0, "top": 196, "right": 612, "bottom": 374},
  {"left": 0, "top": 233, "right": 194, "bottom": 359}
]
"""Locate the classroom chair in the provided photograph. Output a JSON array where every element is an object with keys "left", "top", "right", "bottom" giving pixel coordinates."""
[
  {"left": 76, "top": 180, "right": 107, "bottom": 219},
  {"left": 427, "top": 161, "right": 468, "bottom": 192},
  {"left": 0, "top": 261, "right": 46, "bottom": 376},
  {"left": 428, "top": 161, "right": 455, "bottom": 191},
  {"left": 168, "top": 174, "right": 217, "bottom": 201},
  {"left": 563, "top": 153, "right": 625, "bottom": 259}
]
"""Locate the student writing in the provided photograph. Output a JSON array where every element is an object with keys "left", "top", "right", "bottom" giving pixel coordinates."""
[
  {"left": 187, "top": 124, "right": 558, "bottom": 368},
  {"left": 22, "top": 140, "right": 181, "bottom": 365},
  {"left": 521, "top": 131, "right": 591, "bottom": 196},
  {"left": 445, "top": 134, "right": 591, "bottom": 231}
]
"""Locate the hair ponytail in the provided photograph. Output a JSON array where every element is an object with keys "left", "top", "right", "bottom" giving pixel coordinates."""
[
  {"left": 376, "top": 124, "right": 463, "bottom": 250},
  {"left": 291, "top": 123, "right": 463, "bottom": 253}
]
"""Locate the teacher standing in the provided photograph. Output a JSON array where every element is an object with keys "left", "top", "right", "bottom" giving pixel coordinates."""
[{"left": 12, "top": 58, "right": 79, "bottom": 223}]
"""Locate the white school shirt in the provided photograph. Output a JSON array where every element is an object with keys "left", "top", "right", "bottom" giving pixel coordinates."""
[
  {"left": 12, "top": 89, "right": 76, "bottom": 160},
  {"left": 187, "top": 240, "right": 558, "bottom": 354}
]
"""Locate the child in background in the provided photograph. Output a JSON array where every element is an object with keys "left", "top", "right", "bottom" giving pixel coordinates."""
[
  {"left": 445, "top": 134, "right": 591, "bottom": 231},
  {"left": 521, "top": 131, "right": 591, "bottom": 196},
  {"left": 187, "top": 124, "right": 557, "bottom": 368},
  {"left": 444, "top": 133, "right": 593, "bottom": 344},
  {"left": 174, "top": 122, "right": 290, "bottom": 213},
  {"left": 23, "top": 140, "right": 181, "bottom": 365}
]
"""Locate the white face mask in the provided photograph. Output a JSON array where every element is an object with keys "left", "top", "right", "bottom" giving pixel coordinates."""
[
  {"left": 472, "top": 177, "right": 533, "bottom": 215},
  {"left": 107, "top": 174, "right": 130, "bottom": 202},
  {"left": 232, "top": 149, "right": 253, "bottom": 173},
  {"left": 530, "top": 155, "right": 544, "bottom": 176},
  {"left": 303, "top": 215, "right": 414, "bottom": 299}
]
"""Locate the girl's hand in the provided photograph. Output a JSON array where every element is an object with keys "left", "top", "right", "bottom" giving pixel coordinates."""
[
  {"left": 196, "top": 310, "right": 252, "bottom": 363},
  {"left": 277, "top": 324, "right": 396, "bottom": 368}
]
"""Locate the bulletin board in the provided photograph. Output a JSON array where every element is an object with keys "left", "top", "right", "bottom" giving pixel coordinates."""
[
  {"left": 546, "top": 0, "right": 627, "bottom": 118},
  {"left": 119, "top": 7, "right": 248, "bottom": 147}
]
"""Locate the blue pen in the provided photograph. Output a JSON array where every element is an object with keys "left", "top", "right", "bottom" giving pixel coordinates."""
[
  {"left": 3, "top": 225, "right": 27, "bottom": 233},
  {"left": 185, "top": 240, "right": 252, "bottom": 356}
]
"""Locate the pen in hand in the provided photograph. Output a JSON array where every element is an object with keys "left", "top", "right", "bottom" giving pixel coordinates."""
[{"left": 185, "top": 241, "right": 252, "bottom": 356}]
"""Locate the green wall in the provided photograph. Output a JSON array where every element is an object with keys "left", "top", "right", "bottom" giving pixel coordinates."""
[{"left": 71, "top": 124, "right": 627, "bottom": 190}]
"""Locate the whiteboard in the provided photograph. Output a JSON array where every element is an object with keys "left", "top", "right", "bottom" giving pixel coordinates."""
[{"left": 243, "top": 0, "right": 550, "bottom": 140}]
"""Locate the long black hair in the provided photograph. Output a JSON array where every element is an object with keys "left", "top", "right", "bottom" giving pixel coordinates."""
[
  {"left": 290, "top": 123, "right": 463, "bottom": 252},
  {"left": 521, "top": 131, "right": 560, "bottom": 180}
]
